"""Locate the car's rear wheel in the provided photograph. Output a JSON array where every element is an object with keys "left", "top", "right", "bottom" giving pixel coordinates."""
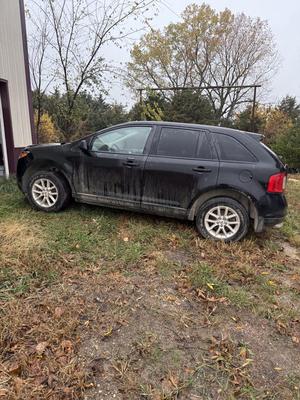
[
  {"left": 27, "top": 171, "right": 71, "bottom": 212},
  {"left": 196, "top": 197, "right": 249, "bottom": 242}
]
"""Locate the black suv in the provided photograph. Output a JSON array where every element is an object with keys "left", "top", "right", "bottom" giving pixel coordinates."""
[{"left": 17, "top": 121, "right": 287, "bottom": 242}]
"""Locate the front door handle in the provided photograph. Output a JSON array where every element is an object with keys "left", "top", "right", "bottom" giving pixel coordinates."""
[
  {"left": 193, "top": 166, "right": 212, "bottom": 173},
  {"left": 123, "top": 158, "right": 139, "bottom": 167}
]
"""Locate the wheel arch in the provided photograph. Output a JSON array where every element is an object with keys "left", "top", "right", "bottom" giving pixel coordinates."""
[
  {"left": 188, "top": 188, "right": 260, "bottom": 230},
  {"left": 22, "top": 160, "right": 74, "bottom": 194}
]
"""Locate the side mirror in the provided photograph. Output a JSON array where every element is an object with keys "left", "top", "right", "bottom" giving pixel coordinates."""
[{"left": 79, "top": 139, "right": 88, "bottom": 153}]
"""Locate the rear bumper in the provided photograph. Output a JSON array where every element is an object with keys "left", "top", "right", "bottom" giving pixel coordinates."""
[
  {"left": 254, "top": 215, "right": 286, "bottom": 232},
  {"left": 254, "top": 193, "right": 287, "bottom": 232},
  {"left": 264, "top": 216, "right": 285, "bottom": 226}
]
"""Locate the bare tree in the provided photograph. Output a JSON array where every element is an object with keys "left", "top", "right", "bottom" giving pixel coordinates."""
[
  {"left": 27, "top": 0, "right": 157, "bottom": 138},
  {"left": 27, "top": 6, "right": 54, "bottom": 139},
  {"left": 127, "top": 4, "right": 279, "bottom": 121}
]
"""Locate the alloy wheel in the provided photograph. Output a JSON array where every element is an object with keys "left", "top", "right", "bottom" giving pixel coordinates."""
[
  {"left": 32, "top": 178, "right": 59, "bottom": 208},
  {"left": 204, "top": 205, "right": 241, "bottom": 240}
]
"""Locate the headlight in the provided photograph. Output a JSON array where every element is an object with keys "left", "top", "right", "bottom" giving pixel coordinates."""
[{"left": 18, "top": 150, "right": 30, "bottom": 159}]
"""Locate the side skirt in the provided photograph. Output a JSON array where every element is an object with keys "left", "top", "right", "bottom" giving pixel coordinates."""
[{"left": 74, "top": 193, "right": 187, "bottom": 219}]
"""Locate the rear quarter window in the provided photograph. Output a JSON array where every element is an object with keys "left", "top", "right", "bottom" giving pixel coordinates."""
[{"left": 216, "top": 134, "right": 256, "bottom": 162}]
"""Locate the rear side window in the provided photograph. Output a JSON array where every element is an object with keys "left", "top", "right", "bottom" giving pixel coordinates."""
[
  {"left": 157, "top": 128, "right": 198, "bottom": 158},
  {"left": 217, "top": 134, "right": 256, "bottom": 162}
]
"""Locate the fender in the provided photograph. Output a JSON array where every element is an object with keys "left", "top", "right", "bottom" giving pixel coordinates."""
[
  {"left": 188, "top": 187, "right": 261, "bottom": 231},
  {"left": 21, "top": 159, "right": 74, "bottom": 194}
]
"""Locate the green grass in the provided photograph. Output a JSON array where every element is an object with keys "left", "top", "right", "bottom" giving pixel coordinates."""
[
  {"left": 189, "top": 262, "right": 253, "bottom": 307},
  {"left": 0, "top": 267, "right": 58, "bottom": 300},
  {"left": 281, "top": 177, "right": 300, "bottom": 245}
]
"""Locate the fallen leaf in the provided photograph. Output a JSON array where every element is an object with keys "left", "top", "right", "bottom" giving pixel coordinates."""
[
  {"left": 292, "top": 336, "right": 300, "bottom": 344},
  {"left": 57, "top": 355, "right": 68, "bottom": 365},
  {"left": 7, "top": 361, "right": 21, "bottom": 375},
  {"left": 60, "top": 340, "right": 73, "bottom": 353},
  {"left": 0, "top": 389, "right": 8, "bottom": 397},
  {"left": 63, "top": 387, "right": 73, "bottom": 397},
  {"left": 54, "top": 307, "right": 64, "bottom": 318},
  {"left": 34, "top": 375, "right": 48, "bottom": 385},
  {"left": 164, "top": 295, "right": 177, "bottom": 302},
  {"left": 239, "top": 347, "right": 247, "bottom": 358},
  {"left": 292, "top": 274, "right": 300, "bottom": 282},
  {"left": 277, "top": 321, "right": 287, "bottom": 329},
  {"left": 102, "top": 327, "right": 113, "bottom": 337},
  {"left": 36, "top": 341, "right": 48, "bottom": 355},
  {"left": 14, "top": 377, "right": 25, "bottom": 394},
  {"left": 48, "top": 374, "right": 57, "bottom": 388},
  {"left": 196, "top": 289, "right": 228, "bottom": 304},
  {"left": 241, "top": 358, "right": 254, "bottom": 368},
  {"left": 169, "top": 374, "right": 179, "bottom": 387}
]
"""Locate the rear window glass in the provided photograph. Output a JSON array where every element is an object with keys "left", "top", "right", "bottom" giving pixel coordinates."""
[
  {"left": 157, "top": 128, "right": 198, "bottom": 158},
  {"left": 217, "top": 134, "right": 255, "bottom": 162}
]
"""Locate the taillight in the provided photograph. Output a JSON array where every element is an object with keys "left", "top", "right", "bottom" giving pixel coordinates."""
[{"left": 267, "top": 172, "right": 287, "bottom": 193}]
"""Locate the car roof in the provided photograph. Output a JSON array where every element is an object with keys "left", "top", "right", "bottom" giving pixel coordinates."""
[{"left": 110, "top": 121, "right": 262, "bottom": 141}]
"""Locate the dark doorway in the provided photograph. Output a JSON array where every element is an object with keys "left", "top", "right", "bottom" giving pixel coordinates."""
[{"left": 0, "top": 80, "right": 15, "bottom": 174}]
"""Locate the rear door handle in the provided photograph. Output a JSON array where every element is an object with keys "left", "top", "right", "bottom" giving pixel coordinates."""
[
  {"left": 123, "top": 158, "right": 139, "bottom": 167},
  {"left": 192, "top": 166, "right": 212, "bottom": 173}
]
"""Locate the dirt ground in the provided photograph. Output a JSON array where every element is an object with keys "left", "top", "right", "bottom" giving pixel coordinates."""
[{"left": 0, "top": 176, "right": 299, "bottom": 399}]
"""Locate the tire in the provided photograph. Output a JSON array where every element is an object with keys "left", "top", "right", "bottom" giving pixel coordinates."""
[
  {"left": 27, "top": 171, "right": 71, "bottom": 212},
  {"left": 196, "top": 197, "right": 250, "bottom": 242}
]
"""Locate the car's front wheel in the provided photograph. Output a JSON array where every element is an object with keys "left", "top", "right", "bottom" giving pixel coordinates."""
[
  {"left": 196, "top": 197, "right": 249, "bottom": 242},
  {"left": 27, "top": 171, "right": 71, "bottom": 212}
]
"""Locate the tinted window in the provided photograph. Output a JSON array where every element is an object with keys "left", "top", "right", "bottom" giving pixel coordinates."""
[
  {"left": 91, "top": 126, "right": 151, "bottom": 154},
  {"left": 217, "top": 134, "right": 255, "bottom": 162},
  {"left": 157, "top": 128, "right": 198, "bottom": 158},
  {"left": 197, "top": 133, "right": 212, "bottom": 159}
]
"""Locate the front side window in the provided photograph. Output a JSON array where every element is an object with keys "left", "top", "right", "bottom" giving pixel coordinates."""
[
  {"left": 91, "top": 126, "right": 152, "bottom": 154},
  {"left": 156, "top": 127, "right": 199, "bottom": 158},
  {"left": 217, "top": 134, "right": 256, "bottom": 162}
]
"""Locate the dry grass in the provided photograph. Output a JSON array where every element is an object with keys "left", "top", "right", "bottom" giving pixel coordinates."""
[
  {"left": 0, "top": 220, "right": 44, "bottom": 261},
  {"left": 0, "top": 177, "right": 299, "bottom": 399},
  {"left": 0, "top": 283, "right": 91, "bottom": 399}
]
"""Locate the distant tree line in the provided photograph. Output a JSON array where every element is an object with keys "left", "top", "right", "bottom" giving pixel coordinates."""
[{"left": 33, "top": 89, "right": 300, "bottom": 168}]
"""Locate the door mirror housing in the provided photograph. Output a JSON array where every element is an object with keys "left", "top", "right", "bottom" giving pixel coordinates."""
[{"left": 79, "top": 139, "right": 88, "bottom": 153}]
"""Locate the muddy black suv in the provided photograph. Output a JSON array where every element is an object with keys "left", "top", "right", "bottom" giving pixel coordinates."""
[{"left": 17, "top": 121, "right": 287, "bottom": 242}]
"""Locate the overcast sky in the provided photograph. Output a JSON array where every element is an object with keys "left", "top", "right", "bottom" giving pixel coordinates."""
[{"left": 106, "top": 0, "right": 300, "bottom": 108}]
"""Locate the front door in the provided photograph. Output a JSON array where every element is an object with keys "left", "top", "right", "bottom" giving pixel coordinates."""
[
  {"left": 78, "top": 125, "right": 153, "bottom": 209},
  {"left": 142, "top": 126, "right": 219, "bottom": 217}
]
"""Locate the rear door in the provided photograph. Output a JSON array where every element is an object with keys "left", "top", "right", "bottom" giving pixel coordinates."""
[
  {"left": 142, "top": 126, "right": 219, "bottom": 217},
  {"left": 214, "top": 133, "right": 258, "bottom": 190}
]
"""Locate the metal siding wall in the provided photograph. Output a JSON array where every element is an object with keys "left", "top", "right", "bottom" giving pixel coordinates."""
[{"left": 0, "top": 0, "right": 33, "bottom": 147}]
